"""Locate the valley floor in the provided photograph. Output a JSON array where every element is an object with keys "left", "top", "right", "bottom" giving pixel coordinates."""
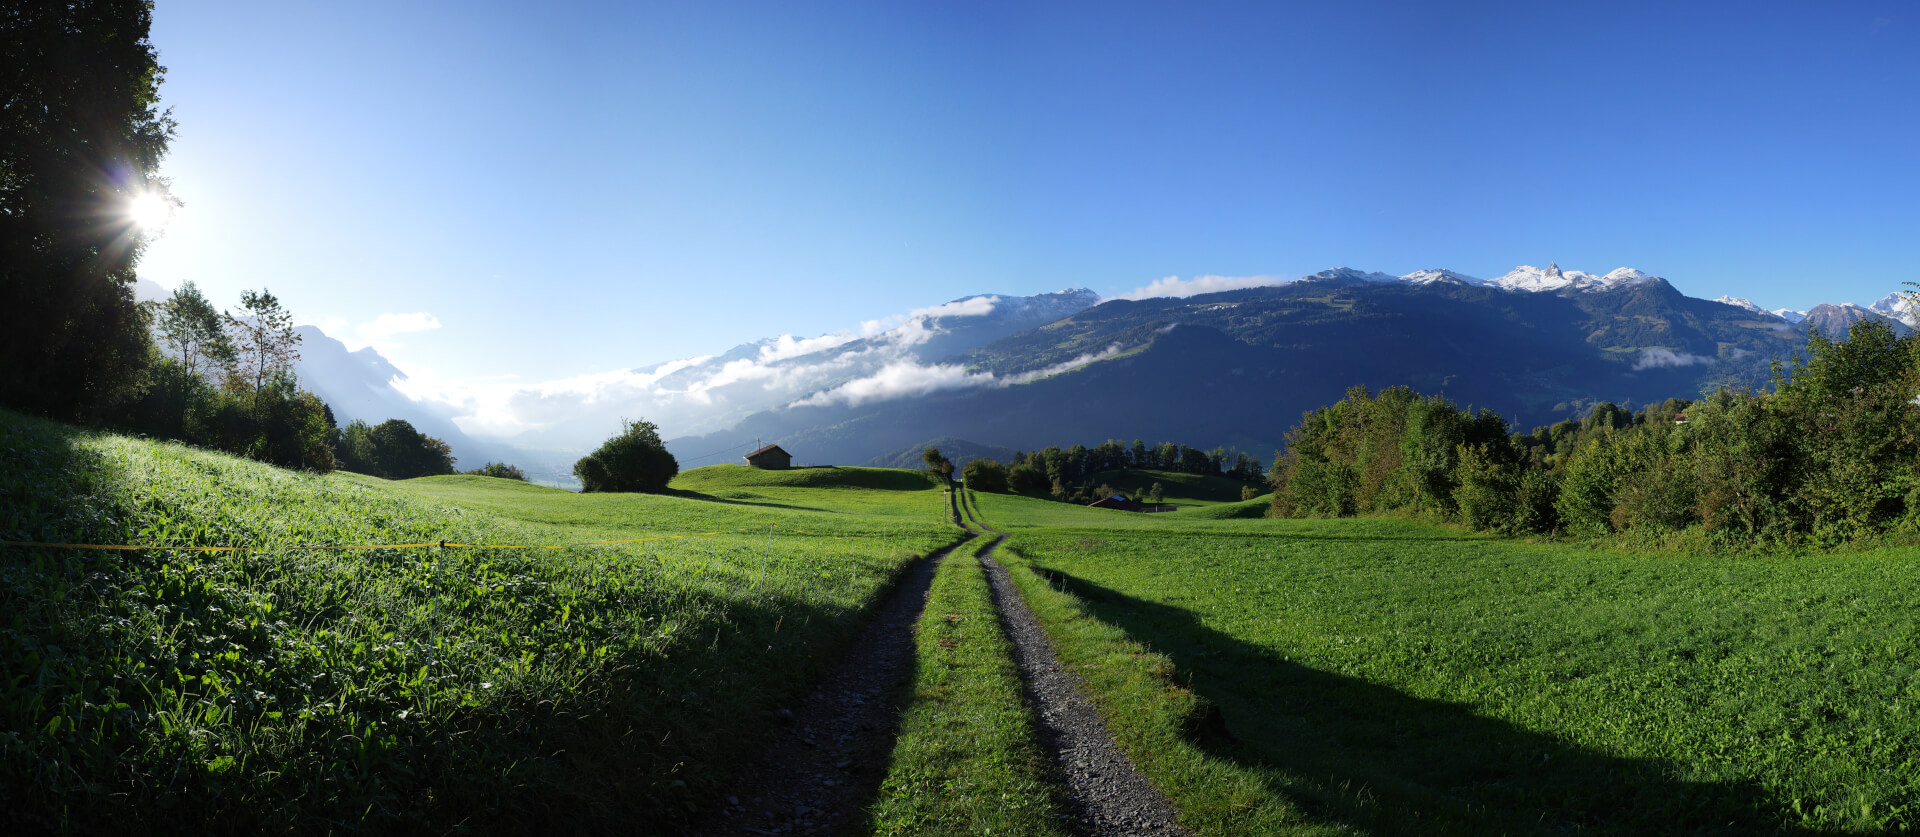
[{"left": 5, "top": 414, "right": 1915, "bottom": 834}]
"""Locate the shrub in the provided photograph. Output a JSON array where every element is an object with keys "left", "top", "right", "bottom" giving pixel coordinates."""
[
  {"left": 466, "top": 462, "right": 528, "bottom": 481},
  {"left": 574, "top": 418, "right": 678, "bottom": 493},
  {"left": 1453, "top": 443, "right": 1518, "bottom": 531},
  {"left": 961, "top": 457, "right": 1009, "bottom": 493},
  {"left": 1007, "top": 463, "right": 1048, "bottom": 494}
]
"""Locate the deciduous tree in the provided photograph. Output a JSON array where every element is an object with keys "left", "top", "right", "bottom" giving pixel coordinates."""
[{"left": 0, "top": 0, "right": 176, "bottom": 419}]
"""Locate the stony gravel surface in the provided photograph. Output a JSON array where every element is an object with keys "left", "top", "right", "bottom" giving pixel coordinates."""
[
  {"left": 972, "top": 522, "right": 1192, "bottom": 836},
  {"left": 698, "top": 535, "right": 972, "bottom": 836}
]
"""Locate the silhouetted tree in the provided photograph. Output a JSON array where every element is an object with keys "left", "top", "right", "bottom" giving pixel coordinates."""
[
  {"left": 157, "top": 281, "right": 235, "bottom": 380},
  {"left": 0, "top": 0, "right": 176, "bottom": 420},
  {"left": 921, "top": 446, "right": 954, "bottom": 483}
]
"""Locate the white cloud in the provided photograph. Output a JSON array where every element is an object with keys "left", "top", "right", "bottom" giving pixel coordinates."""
[
  {"left": 884, "top": 317, "right": 940, "bottom": 347},
  {"left": 358, "top": 312, "right": 442, "bottom": 340},
  {"left": 792, "top": 361, "right": 996, "bottom": 408},
  {"left": 1633, "top": 349, "right": 1713, "bottom": 370},
  {"left": 909, "top": 295, "right": 1000, "bottom": 319},
  {"left": 1004, "top": 344, "right": 1126, "bottom": 383},
  {"left": 314, "top": 316, "right": 349, "bottom": 337},
  {"left": 369, "top": 292, "right": 1074, "bottom": 451},
  {"left": 793, "top": 342, "right": 1127, "bottom": 409},
  {"left": 758, "top": 332, "right": 859, "bottom": 362},
  {"left": 1113, "top": 275, "right": 1288, "bottom": 301}
]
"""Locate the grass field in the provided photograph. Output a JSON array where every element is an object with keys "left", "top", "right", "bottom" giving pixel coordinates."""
[
  {"left": 974, "top": 490, "right": 1920, "bottom": 834},
  {"left": 868, "top": 536, "right": 1069, "bottom": 835},
  {"left": 12, "top": 406, "right": 1920, "bottom": 834},
  {"left": 0, "top": 412, "right": 957, "bottom": 833}
]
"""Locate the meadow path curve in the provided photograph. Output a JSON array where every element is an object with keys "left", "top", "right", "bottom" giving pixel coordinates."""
[
  {"left": 698, "top": 533, "right": 973, "bottom": 836},
  {"left": 966, "top": 492, "right": 1192, "bottom": 837}
]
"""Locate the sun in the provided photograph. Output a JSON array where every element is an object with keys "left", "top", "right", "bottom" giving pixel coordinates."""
[{"left": 126, "top": 190, "right": 174, "bottom": 233}]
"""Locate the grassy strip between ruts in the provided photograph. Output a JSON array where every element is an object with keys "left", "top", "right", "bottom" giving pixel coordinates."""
[
  {"left": 867, "top": 536, "right": 1072, "bottom": 836},
  {"left": 994, "top": 542, "right": 1342, "bottom": 836},
  {"left": 0, "top": 411, "right": 958, "bottom": 834}
]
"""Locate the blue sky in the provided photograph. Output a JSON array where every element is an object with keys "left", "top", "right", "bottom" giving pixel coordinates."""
[{"left": 139, "top": 0, "right": 1917, "bottom": 394}]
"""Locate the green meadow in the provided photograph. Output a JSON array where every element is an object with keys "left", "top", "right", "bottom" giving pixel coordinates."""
[
  {"left": 0, "top": 412, "right": 956, "bottom": 833},
  {"left": 7, "top": 408, "right": 1919, "bottom": 834},
  {"left": 975, "top": 489, "right": 1920, "bottom": 834}
]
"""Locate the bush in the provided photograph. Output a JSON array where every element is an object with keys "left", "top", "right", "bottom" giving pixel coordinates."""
[
  {"left": 575, "top": 418, "right": 678, "bottom": 493},
  {"left": 961, "top": 458, "right": 1008, "bottom": 493},
  {"left": 1453, "top": 443, "right": 1518, "bottom": 531},
  {"left": 465, "top": 462, "right": 528, "bottom": 481},
  {"left": 198, "top": 376, "right": 336, "bottom": 472},
  {"left": 1007, "top": 463, "right": 1048, "bottom": 494}
]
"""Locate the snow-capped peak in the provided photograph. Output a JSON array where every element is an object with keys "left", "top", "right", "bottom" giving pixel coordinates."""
[
  {"left": 1483, "top": 263, "right": 1663, "bottom": 293},
  {"left": 1600, "top": 267, "right": 1658, "bottom": 285},
  {"left": 1773, "top": 308, "right": 1808, "bottom": 325},
  {"left": 1714, "top": 295, "right": 1772, "bottom": 317},
  {"left": 1869, "top": 292, "right": 1920, "bottom": 328},
  {"left": 1398, "top": 268, "right": 1482, "bottom": 286}
]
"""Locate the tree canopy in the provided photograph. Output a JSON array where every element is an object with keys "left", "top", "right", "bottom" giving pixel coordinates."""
[
  {"left": 574, "top": 418, "right": 678, "bottom": 493},
  {"left": 1, "top": 0, "right": 175, "bottom": 419},
  {"left": 336, "top": 418, "right": 456, "bottom": 480}
]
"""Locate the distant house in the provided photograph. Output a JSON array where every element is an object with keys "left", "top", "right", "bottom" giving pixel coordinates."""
[
  {"left": 1088, "top": 494, "right": 1144, "bottom": 512},
  {"left": 745, "top": 443, "right": 792, "bottom": 470}
]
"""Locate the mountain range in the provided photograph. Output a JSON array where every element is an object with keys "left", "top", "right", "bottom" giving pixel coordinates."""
[{"left": 136, "top": 269, "right": 1915, "bottom": 480}]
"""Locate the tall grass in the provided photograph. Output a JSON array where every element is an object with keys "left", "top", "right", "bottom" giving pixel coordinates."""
[{"left": 0, "top": 411, "right": 956, "bottom": 832}]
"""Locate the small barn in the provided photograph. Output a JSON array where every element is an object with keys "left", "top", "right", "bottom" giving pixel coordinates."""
[
  {"left": 1087, "top": 494, "right": 1144, "bottom": 512},
  {"left": 744, "top": 443, "right": 792, "bottom": 470}
]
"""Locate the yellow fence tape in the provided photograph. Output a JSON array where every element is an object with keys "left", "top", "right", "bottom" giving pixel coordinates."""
[{"left": 0, "top": 525, "right": 875, "bottom": 554}]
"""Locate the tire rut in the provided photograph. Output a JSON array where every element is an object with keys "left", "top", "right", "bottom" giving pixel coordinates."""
[
  {"left": 698, "top": 532, "right": 973, "bottom": 836},
  {"left": 966, "top": 492, "right": 1192, "bottom": 837}
]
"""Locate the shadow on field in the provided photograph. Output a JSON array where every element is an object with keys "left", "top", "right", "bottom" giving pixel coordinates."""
[
  {"left": 663, "top": 488, "right": 818, "bottom": 512},
  {"left": 1035, "top": 569, "right": 1842, "bottom": 836}
]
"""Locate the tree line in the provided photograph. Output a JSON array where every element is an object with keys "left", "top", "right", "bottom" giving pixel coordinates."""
[
  {"left": 1272, "top": 318, "right": 1920, "bottom": 549},
  {"left": 130, "top": 283, "right": 489, "bottom": 480},
  {"left": 955, "top": 438, "right": 1268, "bottom": 503}
]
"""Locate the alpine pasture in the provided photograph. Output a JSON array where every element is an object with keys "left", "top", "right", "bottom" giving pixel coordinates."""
[{"left": 6, "top": 408, "right": 1918, "bottom": 833}]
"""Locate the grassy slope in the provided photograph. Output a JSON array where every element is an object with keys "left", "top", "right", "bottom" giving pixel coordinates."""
[
  {"left": 868, "top": 536, "right": 1070, "bottom": 836},
  {"left": 0, "top": 415, "right": 956, "bottom": 833},
  {"left": 1180, "top": 494, "right": 1271, "bottom": 519},
  {"left": 973, "top": 490, "right": 1920, "bottom": 834}
]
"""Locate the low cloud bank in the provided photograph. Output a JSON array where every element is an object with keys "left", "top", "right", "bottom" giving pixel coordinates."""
[
  {"left": 793, "top": 343, "right": 1126, "bottom": 409},
  {"left": 374, "top": 294, "right": 1037, "bottom": 450},
  {"left": 1633, "top": 349, "right": 1713, "bottom": 370},
  {"left": 1114, "top": 274, "right": 1287, "bottom": 301}
]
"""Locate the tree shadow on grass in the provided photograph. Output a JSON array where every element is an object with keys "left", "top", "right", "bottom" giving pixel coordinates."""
[
  {"left": 1035, "top": 568, "right": 1846, "bottom": 836},
  {"left": 661, "top": 488, "right": 820, "bottom": 513}
]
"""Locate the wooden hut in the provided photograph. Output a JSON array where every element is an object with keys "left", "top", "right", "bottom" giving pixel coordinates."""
[
  {"left": 744, "top": 443, "right": 793, "bottom": 470},
  {"left": 1087, "top": 494, "right": 1144, "bottom": 512}
]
